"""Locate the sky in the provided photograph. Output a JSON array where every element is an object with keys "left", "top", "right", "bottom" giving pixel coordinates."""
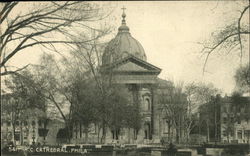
[{"left": 4, "top": 1, "right": 250, "bottom": 95}]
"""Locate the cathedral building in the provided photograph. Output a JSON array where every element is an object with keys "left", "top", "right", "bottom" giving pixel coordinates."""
[
  {"left": 71, "top": 10, "right": 181, "bottom": 144},
  {"left": 101, "top": 10, "right": 161, "bottom": 143}
]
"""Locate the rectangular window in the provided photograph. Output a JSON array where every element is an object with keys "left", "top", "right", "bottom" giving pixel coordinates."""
[
  {"left": 32, "top": 121, "right": 36, "bottom": 126},
  {"left": 223, "top": 117, "right": 227, "bottom": 124},
  {"left": 244, "top": 130, "right": 250, "bottom": 139},
  {"left": 237, "top": 130, "right": 242, "bottom": 139},
  {"left": 237, "top": 118, "right": 241, "bottom": 124},
  {"left": 230, "top": 130, "right": 233, "bottom": 137},
  {"left": 231, "top": 117, "right": 234, "bottom": 123},
  {"left": 14, "top": 132, "right": 20, "bottom": 141},
  {"left": 38, "top": 120, "right": 42, "bottom": 127},
  {"left": 95, "top": 123, "right": 98, "bottom": 133},
  {"left": 24, "top": 121, "right": 28, "bottom": 126},
  {"left": 3, "top": 134, "right": 7, "bottom": 139},
  {"left": 223, "top": 130, "right": 227, "bottom": 137},
  {"left": 24, "top": 130, "right": 29, "bottom": 137},
  {"left": 15, "top": 121, "right": 20, "bottom": 126}
]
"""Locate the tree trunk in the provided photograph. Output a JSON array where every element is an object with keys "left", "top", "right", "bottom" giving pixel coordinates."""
[
  {"left": 214, "top": 101, "right": 217, "bottom": 144},
  {"left": 198, "top": 121, "right": 201, "bottom": 145},
  {"left": 65, "top": 121, "right": 71, "bottom": 143},
  {"left": 101, "top": 122, "right": 106, "bottom": 144},
  {"left": 168, "top": 122, "right": 171, "bottom": 142},
  {"left": 176, "top": 127, "right": 179, "bottom": 144},
  {"left": 128, "top": 128, "right": 131, "bottom": 144},
  {"left": 43, "top": 120, "right": 48, "bottom": 145},
  {"left": 20, "top": 122, "right": 23, "bottom": 145},
  {"left": 206, "top": 120, "right": 210, "bottom": 142},
  {"left": 186, "top": 129, "right": 190, "bottom": 144},
  {"left": 97, "top": 125, "right": 101, "bottom": 143},
  {"left": 171, "top": 126, "right": 174, "bottom": 143},
  {"left": 12, "top": 121, "right": 16, "bottom": 146},
  {"left": 80, "top": 123, "right": 82, "bottom": 139},
  {"left": 85, "top": 128, "right": 89, "bottom": 143}
]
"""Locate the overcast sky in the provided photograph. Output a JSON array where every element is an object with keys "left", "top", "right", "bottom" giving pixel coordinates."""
[{"left": 6, "top": 1, "right": 250, "bottom": 95}]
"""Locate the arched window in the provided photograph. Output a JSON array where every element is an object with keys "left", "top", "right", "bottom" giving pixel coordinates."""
[
  {"left": 38, "top": 120, "right": 42, "bottom": 127},
  {"left": 15, "top": 121, "right": 20, "bottom": 126},
  {"left": 163, "top": 119, "right": 170, "bottom": 134},
  {"left": 24, "top": 121, "right": 28, "bottom": 126},
  {"left": 145, "top": 98, "right": 151, "bottom": 111},
  {"left": 32, "top": 120, "right": 36, "bottom": 126}
]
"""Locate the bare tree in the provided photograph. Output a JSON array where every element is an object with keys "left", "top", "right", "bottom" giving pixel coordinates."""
[
  {"left": 0, "top": 1, "right": 113, "bottom": 76},
  {"left": 183, "top": 83, "right": 200, "bottom": 143},
  {"left": 159, "top": 81, "right": 188, "bottom": 143},
  {"left": 200, "top": 2, "right": 250, "bottom": 74},
  {"left": 8, "top": 54, "right": 76, "bottom": 143}
]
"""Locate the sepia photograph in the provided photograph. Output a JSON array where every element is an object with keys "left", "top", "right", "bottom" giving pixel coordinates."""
[{"left": 0, "top": 1, "right": 249, "bottom": 156}]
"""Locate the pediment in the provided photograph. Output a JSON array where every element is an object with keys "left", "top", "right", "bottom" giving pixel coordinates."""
[
  {"left": 114, "top": 61, "right": 149, "bottom": 72},
  {"left": 101, "top": 55, "right": 161, "bottom": 74}
]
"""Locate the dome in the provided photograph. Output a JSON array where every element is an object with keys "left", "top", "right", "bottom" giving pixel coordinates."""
[{"left": 102, "top": 11, "right": 147, "bottom": 65}]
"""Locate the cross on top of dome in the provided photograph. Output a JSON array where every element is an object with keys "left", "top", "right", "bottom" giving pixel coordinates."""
[
  {"left": 118, "top": 6, "right": 129, "bottom": 33},
  {"left": 121, "top": 6, "right": 126, "bottom": 25}
]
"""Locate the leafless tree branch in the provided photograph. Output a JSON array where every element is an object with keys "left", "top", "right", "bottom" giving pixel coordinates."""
[
  {"left": 201, "top": 4, "right": 250, "bottom": 75},
  {"left": 0, "top": 64, "right": 30, "bottom": 76},
  {"left": 202, "top": 31, "right": 249, "bottom": 75},
  {"left": 1, "top": 1, "right": 112, "bottom": 75}
]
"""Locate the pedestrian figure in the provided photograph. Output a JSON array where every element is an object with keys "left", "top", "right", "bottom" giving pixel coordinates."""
[{"left": 167, "top": 143, "right": 177, "bottom": 156}]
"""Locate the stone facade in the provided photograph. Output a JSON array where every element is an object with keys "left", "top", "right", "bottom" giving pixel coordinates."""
[
  {"left": 71, "top": 81, "right": 175, "bottom": 144},
  {"left": 220, "top": 96, "right": 250, "bottom": 143},
  {"left": 1, "top": 93, "right": 65, "bottom": 146},
  {"left": 1, "top": 118, "right": 64, "bottom": 146}
]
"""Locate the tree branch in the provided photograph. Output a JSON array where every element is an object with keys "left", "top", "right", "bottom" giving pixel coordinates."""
[
  {"left": 237, "top": 5, "right": 249, "bottom": 65},
  {"left": 202, "top": 31, "right": 250, "bottom": 74},
  {"left": 0, "top": 2, "right": 18, "bottom": 24},
  {"left": 0, "top": 64, "right": 30, "bottom": 76}
]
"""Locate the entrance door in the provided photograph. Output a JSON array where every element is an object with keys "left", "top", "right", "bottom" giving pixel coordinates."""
[{"left": 144, "top": 123, "right": 150, "bottom": 139}]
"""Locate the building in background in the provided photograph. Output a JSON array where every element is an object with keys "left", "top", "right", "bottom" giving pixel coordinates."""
[
  {"left": 196, "top": 94, "right": 250, "bottom": 144},
  {"left": 220, "top": 95, "right": 250, "bottom": 144},
  {"left": 1, "top": 94, "right": 64, "bottom": 146}
]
